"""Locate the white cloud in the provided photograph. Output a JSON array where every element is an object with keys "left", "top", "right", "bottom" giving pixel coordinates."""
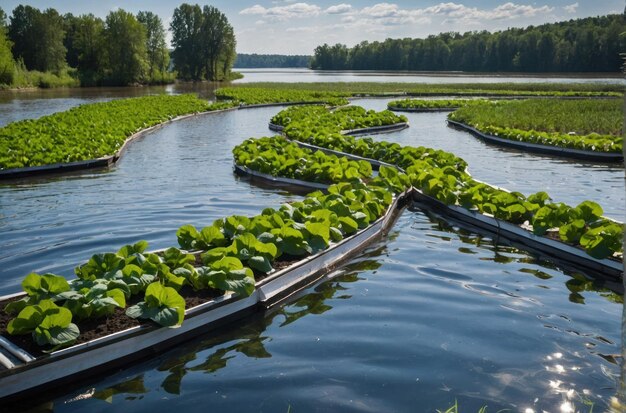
[
  {"left": 361, "top": 3, "right": 404, "bottom": 18},
  {"left": 488, "top": 2, "right": 554, "bottom": 19},
  {"left": 239, "top": 2, "right": 321, "bottom": 20},
  {"left": 354, "top": 2, "right": 554, "bottom": 25},
  {"left": 563, "top": 2, "right": 579, "bottom": 13},
  {"left": 325, "top": 4, "right": 353, "bottom": 14},
  {"left": 240, "top": 5, "right": 266, "bottom": 15}
]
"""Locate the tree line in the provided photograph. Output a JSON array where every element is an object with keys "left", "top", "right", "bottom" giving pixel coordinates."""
[
  {"left": 311, "top": 14, "right": 626, "bottom": 72},
  {"left": 0, "top": 3, "right": 236, "bottom": 87},
  {"left": 235, "top": 54, "right": 310, "bottom": 68}
]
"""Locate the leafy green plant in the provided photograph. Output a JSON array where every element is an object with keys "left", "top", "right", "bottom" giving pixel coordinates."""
[
  {"left": 63, "top": 283, "right": 126, "bottom": 320},
  {"left": 195, "top": 257, "right": 255, "bottom": 297},
  {"left": 177, "top": 224, "right": 227, "bottom": 250},
  {"left": 4, "top": 272, "right": 71, "bottom": 315},
  {"left": 233, "top": 136, "right": 373, "bottom": 185},
  {"left": 7, "top": 300, "right": 80, "bottom": 348},
  {"left": 232, "top": 233, "right": 280, "bottom": 273},
  {"left": 580, "top": 222, "right": 624, "bottom": 259},
  {"left": 126, "top": 282, "right": 186, "bottom": 328}
]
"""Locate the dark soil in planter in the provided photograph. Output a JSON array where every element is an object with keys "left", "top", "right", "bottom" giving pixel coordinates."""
[
  {"left": 0, "top": 253, "right": 311, "bottom": 357},
  {"left": 0, "top": 286, "right": 226, "bottom": 357}
]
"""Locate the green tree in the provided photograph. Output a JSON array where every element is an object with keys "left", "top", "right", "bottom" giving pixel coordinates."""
[
  {"left": 170, "top": 3, "right": 236, "bottom": 81},
  {"left": 170, "top": 3, "right": 203, "bottom": 80},
  {"left": 218, "top": 24, "right": 236, "bottom": 79},
  {"left": 9, "top": 6, "right": 66, "bottom": 72},
  {"left": 63, "top": 13, "right": 79, "bottom": 68},
  {"left": 0, "top": 7, "right": 7, "bottom": 28},
  {"left": 0, "top": 22, "right": 15, "bottom": 84},
  {"left": 137, "top": 11, "right": 169, "bottom": 80},
  {"left": 72, "top": 14, "right": 105, "bottom": 85},
  {"left": 104, "top": 9, "right": 147, "bottom": 85},
  {"left": 311, "top": 14, "right": 625, "bottom": 73}
]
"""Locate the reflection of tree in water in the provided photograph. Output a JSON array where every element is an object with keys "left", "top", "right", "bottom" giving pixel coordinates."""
[
  {"left": 413, "top": 207, "right": 624, "bottom": 303},
  {"left": 87, "top": 253, "right": 386, "bottom": 399},
  {"left": 92, "top": 375, "right": 148, "bottom": 402}
]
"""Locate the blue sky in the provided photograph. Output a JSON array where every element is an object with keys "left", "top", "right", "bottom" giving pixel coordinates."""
[{"left": 1, "top": 1, "right": 623, "bottom": 54}]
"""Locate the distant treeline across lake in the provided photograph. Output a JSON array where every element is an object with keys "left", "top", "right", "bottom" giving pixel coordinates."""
[{"left": 311, "top": 14, "right": 625, "bottom": 73}]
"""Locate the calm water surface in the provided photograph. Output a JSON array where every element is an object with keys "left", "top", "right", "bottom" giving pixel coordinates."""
[
  {"left": 234, "top": 68, "right": 625, "bottom": 85},
  {"left": 0, "top": 85, "right": 624, "bottom": 412}
]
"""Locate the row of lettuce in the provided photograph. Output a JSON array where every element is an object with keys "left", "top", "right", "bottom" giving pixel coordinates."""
[
  {"left": 387, "top": 98, "right": 623, "bottom": 153},
  {"left": 272, "top": 104, "right": 623, "bottom": 261},
  {"left": 216, "top": 84, "right": 622, "bottom": 101},
  {"left": 270, "top": 105, "right": 407, "bottom": 133},
  {"left": 0, "top": 95, "right": 236, "bottom": 170},
  {"left": 4, "top": 175, "right": 395, "bottom": 349}
]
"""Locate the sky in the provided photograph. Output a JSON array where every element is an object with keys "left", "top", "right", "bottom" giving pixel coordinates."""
[{"left": 1, "top": 1, "right": 623, "bottom": 55}]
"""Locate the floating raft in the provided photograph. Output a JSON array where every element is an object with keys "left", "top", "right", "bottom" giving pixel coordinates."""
[
  {"left": 284, "top": 140, "right": 624, "bottom": 280},
  {"left": 412, "top": 189, "right": 623, "bottom": 279},
  {"left": 0, "top": 109, "right": 238, "bottom": 180},
  {"left": 0, "top": 187, "right": 409, "bottom": 402},
  {"left": 233, "top": 163, "right": 329, "bottom": 190},
  {"left": 291, "top": 140, "right": 396, "bottom": 171},
  {"left": 268, "top": 121, "right": 409, "bottom": 136},
  {"left": 387, "top": 106, "right": 457, "bottom": 113},
  {"left": 447, "top": 119, "right": 624, "bottom": 163}
]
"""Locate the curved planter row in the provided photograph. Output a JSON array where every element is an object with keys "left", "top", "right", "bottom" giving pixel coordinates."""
[
  {"left": 268, "top": 122, "right": 410, "bottom": 137},
  {"left": 268, "top": 121, "right": 406, "bottom": 170},
  {"left": 233, "top": 163, "right": 329, "bottom": 190},
  {"left": 411, "top": 189, "right": 623, "bottom": 280},
  {"left": 0, "top": 172, "right": 409, "bottom": 402},
  {"left": 447, "top": 119, "right": 623, "bottom": 163},
  {"left": 0, "top": 107, "right": 240, "bottom": 180},
  {"left": 278, "top": 139, "right": 624, "bottom": 280},
  {"left": 291, "top": 140, "right": 397, "bottom": 171},
  {"left": 343, "top": 122, "right": 409, "bottom": 136},
  {"left": 387, "top": 106, "right": 457, "bottom": 113}
]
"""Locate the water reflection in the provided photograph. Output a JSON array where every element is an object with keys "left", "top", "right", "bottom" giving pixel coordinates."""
[
  {"left": 412, "top": 205, "right": 624, "bottom": 303},
  {"left": 92, "top": 376, "right": 148, "bottom": 402},
  {"left": 53, "top": 255, "right": 384, "bottom": 408},
  {"left": 233, "top": 68, "right": 625, "bottom": 85},
  {"left": 0, "top": 82, "right": 228, "bottom": 126}
]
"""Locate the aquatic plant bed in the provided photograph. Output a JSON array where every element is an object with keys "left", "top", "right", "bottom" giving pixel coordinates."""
[
  {"left": 0, "top": 95, "right": 237, "bottom": 177},
  {"left": 447, "top": 120, "right": 624, "bottom": 162},
  {"left": 387, "top": 98, "right": 487, "bottom": 112},
  {"left": 0, "top": 175, "right": 407, "bottom": 400},
  {"left": 220, "top": 83, "right": 623, "bottom": 97},
  {"left": 270, "top": 105, "right": 408, "bottom": 142},
  {"left": 447, "top": 99, "right": 623, "bottom": 156},
  {"left": 286, "top": 136, "right": 623, "bottom": 279},
  {"left": 232, "top": 135, "right": 374, "bottom": 185},
  {"left": 269, "top": 105, "right": 623, "bottom": 268},
  {"left": 216, "top": 87, "right": 350, "bottom": 106}
]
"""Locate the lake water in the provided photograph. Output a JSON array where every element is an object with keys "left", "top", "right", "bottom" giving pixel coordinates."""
[
  {"left": 233, "top": 68, "right": 626, "bottom": 84},
  {"left": 0, "top": 76, "right": 624, "bottom": 412}
]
